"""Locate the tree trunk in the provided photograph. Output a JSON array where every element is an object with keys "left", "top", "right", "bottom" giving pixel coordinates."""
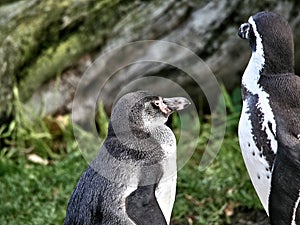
[{"left": 0, "top": 0, "right": 299, "bottom": 124}]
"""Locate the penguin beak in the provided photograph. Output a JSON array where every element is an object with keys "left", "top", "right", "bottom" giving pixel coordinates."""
[
  {"left": 238, "top": 22, "right": 251, "bottom": 39},
  {"left": 162, "top": 97, "right": 191, "bottom": 113}
]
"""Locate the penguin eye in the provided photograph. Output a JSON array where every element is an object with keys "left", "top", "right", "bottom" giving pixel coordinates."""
[{"left": 151, "top": 101, "right": 160, "bottom": 109}]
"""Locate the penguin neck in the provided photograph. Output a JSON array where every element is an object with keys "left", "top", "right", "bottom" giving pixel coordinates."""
[
  {"left": 255, "top": 36, "right": 295, "bottom": 76},
  {"left": 108, "top": 121, "right": 151, "bottom": 140},
  {"left": 146, "top": 123, "right": 175, "bottom": 147},
  {"left": 242, "top": 51, "right": 265, "bottom": 94},
  {"left": 260, "top": 49, "right": 295, "bottom": 76},
  {"left": 243, "top": 47, "right": 294, "bottom": 94}
]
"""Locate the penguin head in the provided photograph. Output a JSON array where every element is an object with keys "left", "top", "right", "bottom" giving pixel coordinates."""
[
  {"left": 141, "top": 95, "right": 191, "bottom": 127},
  {"left": 238, "top": 11, "right": 295, "bottom": 74},
  {"left": 108, "top": 91, "right": 190, "bottom": 138}
]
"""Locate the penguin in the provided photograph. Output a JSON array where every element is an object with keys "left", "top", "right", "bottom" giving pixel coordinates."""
[
  {"left": 238, "top": 11, "right": 300, "bottom": 224},
  {"left": 64, "top": 91, "right": 191, "bottom": 225}
]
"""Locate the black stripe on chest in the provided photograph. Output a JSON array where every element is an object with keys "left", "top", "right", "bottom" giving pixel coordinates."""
[
  {"left": 242, "top": 85, "right": 276, "bottom": 171},
  {"left": 104, "top": 136, "right": 164, "bottom": 166}
]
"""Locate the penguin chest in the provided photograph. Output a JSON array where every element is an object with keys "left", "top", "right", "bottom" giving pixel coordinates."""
[
  {"left": 238, "top": 94, "right": 277, "bottom": 215},
  {"left": 155, "top": 140, "right": 177, "bottom": 224}
]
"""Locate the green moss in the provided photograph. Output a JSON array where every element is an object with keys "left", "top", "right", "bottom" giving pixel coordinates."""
[
  {"left": 18, "top": 34, "right": 88, "bottom": 100},
  {"left": 15, "top": 0, "right": 138, "bottom": 101}
]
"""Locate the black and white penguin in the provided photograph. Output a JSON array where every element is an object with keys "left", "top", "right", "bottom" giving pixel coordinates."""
[
  {"left": 64, "top": 91, "right": 190, "bottom": 225},
  {"left": 238, "top": 11, "right": 300, "bottom": 224}
]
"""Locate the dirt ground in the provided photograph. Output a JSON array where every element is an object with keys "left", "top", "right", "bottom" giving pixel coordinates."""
[{"left": 230, "top": 208, "right": 269, "bottom": 225}]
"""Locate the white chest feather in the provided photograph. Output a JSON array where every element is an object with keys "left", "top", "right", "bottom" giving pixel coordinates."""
[
  {"left": 239, "top": 103, "right": 275, "bottom": 215},
  {"left": 238, "top": 21, "right": 278, "bottom": 215},
  {"left": 155, "top": 135, "right": 177, "bottom": 224}
]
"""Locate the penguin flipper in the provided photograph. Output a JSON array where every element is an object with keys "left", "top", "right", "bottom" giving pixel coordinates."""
[
  {"left": 64, "top": 167, "right": 105, "bottom": 225},
  {"left": 269, "top": 141, "right": 300, "bottom": 224},
  {"left": 125, "top": 184, "right": 168, "bottom": 225},
  {"left": 268, "top": 74, "right": 300, "bottom": 224}
]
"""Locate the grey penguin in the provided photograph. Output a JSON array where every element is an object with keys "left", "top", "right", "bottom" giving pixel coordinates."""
[
  {"left": 64, "top": 90, "right": 191, "bottom": 225},
  {"left": 238, "top": 11, "right": 300, "bottom": 224}
]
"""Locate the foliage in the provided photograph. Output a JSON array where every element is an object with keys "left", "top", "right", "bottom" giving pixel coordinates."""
[
  {"left": 0, "top": 150, "right": 85, "bottom": 225},
  {"left": 96, "top": 102, "right": 109, "bottom": 140},
  {"left": 0, "top": 86, "right": 264, "bottom": 224},
  {"left": 0, "top": 86, "right": 74, "bottom": 160}
]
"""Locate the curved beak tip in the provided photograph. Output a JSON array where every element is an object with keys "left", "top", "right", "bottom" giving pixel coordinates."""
[{"left": 163, "top": 97, "right": 191, "bottom": 112}]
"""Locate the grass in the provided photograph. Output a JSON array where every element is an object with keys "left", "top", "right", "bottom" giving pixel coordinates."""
[
  {"left": 0, "top": 87, "right": 264, "bottom": 225},
  {"left": 0, "top": 150, "right": 86, "bottom": 225}
]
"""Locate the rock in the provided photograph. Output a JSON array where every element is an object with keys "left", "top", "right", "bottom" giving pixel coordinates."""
[
  {"left": 0, "top": 0, "right": 299, "bottom": 125},
  {"left": 30, "top": 0, "right": 300, "bottom": 126}
]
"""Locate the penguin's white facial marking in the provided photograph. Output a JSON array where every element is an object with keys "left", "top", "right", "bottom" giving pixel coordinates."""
[
  {"left": 153, "top": 97, "right": 171, "bottom": 115},
  {"left": 238, "top": 23, "right": 251, "bottom": 39},
  {"left": 238, "top": 16, "right": 264, "bottom": 56},
  {"left": 142, "top": 99, "right": 169, "bottom": 127},
  {"left": 248, "top": 16, "right": 265, "bottom": 57}
]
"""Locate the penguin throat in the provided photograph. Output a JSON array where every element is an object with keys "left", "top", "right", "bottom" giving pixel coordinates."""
[{"left": 242, "top": 53, "right": 264, "bottom": 94}]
